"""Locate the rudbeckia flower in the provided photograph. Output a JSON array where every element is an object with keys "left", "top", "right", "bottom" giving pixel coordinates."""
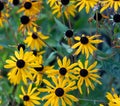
[
  {"left": 4, "top": 48, "right": 38, "bottom": 85},
  {"left": 105, "top": 88, "right": 120, "bottom": 106},
  {"left": 72, "top": 34, "right": 103, "bottom": 58},
  {"left": 18, "top": 15, "right": 37, "bottom": 32},
  {"left": 75, "top": 60, "right": 102, "bottom": 94},
  {"left": 17, "top": 0, "right": 42, "bottom": 16},
  {"left": 100, "top": 0, "right": 120, "bottom": 13},
  {"left": 49, "top": 56, "right": 77, "bottom": 80},
  {"left": 32, "top": 50, "right": 45, "bottom": 57},
  {"left": 65, "top": 29, "right": 74, "bottom": 46},
  {"left": 24, "top": 27, "right": 49, "bottom": 50},
  {"left": 0, "top": 1, "right": 9, "bottom": 27},
  {"left": 47, "top": 0, "right": 56, "bottom": 7},
  {"left": 8, "top": 0, "right": 20, "bottom": 6},
  {"left": 76, "top": 0, "right": 99, "bottom": 13},
  {"left": 19, "top": 84, "right": 41, "bottom": 106},
  {"left": 51, "top": 0, "right": 76, "bottom": 19},
  {"left": 39, "top": 77, "right": 78, "bottom": 106},
  {"left": 33, "top": 55, "right": 55, "bottom": 86}
]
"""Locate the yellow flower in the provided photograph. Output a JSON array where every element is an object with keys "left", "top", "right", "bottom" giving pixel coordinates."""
[
  {"left": 0, "top": 12, "right": 9, "bottom": 27},
  {"left": 19, "top": 84, "right": 41, "bottom": 106},
  {"left": 106, "top": 88, "right": 120, "bottom": 106},
  {"left": 76, "top": 0, "right": 98, "bottom": 13},
  {"left": 4, "top": 48, "right": 38, "bottom": 85},
  {"left": 33, "top": 55, "right": 55, "bottom": 86},
  {"left": 39, "top": 77, "right": 78, "bottom": 106},
  {"left": 75, "top": 60, "right": 102, "bottom": 94},
  {"left": 52, "top": 0, "right": 76, "bottom": 19},
  {"left": 18, "top": 15, "right": 37, "bottom": 33},
  {"left": 8, "top": 0, "right": 20, "bottom": 6},
  {"left": 24, "top": 27, "right": 49, "bottom": 50},
  {"left": 17, "top": 0, "right": 42, "bottom": 16},
  {"left": 0, "top": 1, "right": 9, "bottom": 27},
  {"left": 47, "top": 0, "right": 57, "bottom": 7},
  {"left": 32, "top": 50, "right": 45, "bottom": 56},
  {"left": 49, "top": 56, "right": 78, "bottom": 80},
  {"left": 72, "top": 34, "right": 103, "bottom": 58},
  {"left": 100, "top": 0, "right": 120, "bottom": 13}
]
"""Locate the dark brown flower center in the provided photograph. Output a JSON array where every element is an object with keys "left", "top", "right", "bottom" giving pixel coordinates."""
[
  {"left": 34, "top": 65, "right": 44, "bottom": 72},
  {"left": 16, "top": 59, "right": 25, "bottom": 68},
  {"left": 113, "top": 14, "right": 120, "bottom": 23},
  {"left": 13, "top": 0, "right": 20, "bottom": 5},
  {"left": 65, "top": 30, "right": 73, "bottom": 38},
  {"left": 94, "top": 13, "right": 102, "bottom": 21},
  {"left": 80, "top": 36, "right": 89, "bottom": 44},
  {"left": 32, "top": 50, "right": 37, "bottom": 56},
  {"left": 23, "top": 95, "right": 29, "bottom": 101},
  {"left": 24, "top": 2, "right": 32, "bottom": 9},
  {"left": 32, "top": 33, "right": 38, "bottom": 39},
  {"left": 55, "top": 88, "right": 64, "bottom": 97},
  {"left": 59, "top": 67, "right": 67, "bottom": 75},
  {"left": 80, "top": 69, "right": 88, "bottom": 77},
  {"left": 18, "top": 44, "right": 25, "bottom": 51},
  {"left": 61, "top": 0, "right": 69, "bottom": 5},
  {"left": 21, "top": 15, "right": 30, "bottom": 25},
  {"left": 0, "top": 2, "right": 4, "bottom": 11}
]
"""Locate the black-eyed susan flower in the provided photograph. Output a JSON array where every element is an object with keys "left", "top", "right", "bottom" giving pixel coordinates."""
[
  {"left": 65, "top": 29, "right": 74, "bottom": 46},
  {"left": 75, "top": 60, "right": 102, "bottom": 94},
  {"left": 47, "top": 0, "right": 56, "bottom": 7},
  {"left": 0, "top": 1, "right": 9, "bottom": 27},
  {"left": 4, "top": 48, "right": 38, "bottom": 85},
  {"left": 24, "top": 27, "right": 49, "bottom": 50},
  {"left": 76, "top": 0, "right": 98, "bottom": 13},
  {"left": 32, "top": 50, "right": 45, "bottom": 57},
  {"left": 18, "top": 15, "right": 37, "bottom": 32},
  {"left": 33, "top": 55, "right": 55, "bottom": 86},
  {"left": 51, "top": 0, "right": 76, "bottom": 19},
  {"left": 49, "top": 56, "right": 77, "bottom": 80},
  {"left": 0, "top": 12, "right": 9, "bottom": 27},
  {"left": 105, "top": 88, "right": 120, "bottom": 106},
  {"left": 8, "top": 0, "right": 20, "bottom": 6},
  {"left": 72, "top": 34, "right": 103, "bottom": 58},
  {"left": 100, "top": 0, "right": 120, "bottom": 12},
  {"left": 17, "top": 0, "right": 42, "bottom": 16},
  {"left": 19, "top": 84, "right": 41, "bottom": 106},
  {"left": 39, "top": 77, "right": 78, "bottom": 106},
  {"left": 17, "top": 43, "right": 26, "bottom": 51}
]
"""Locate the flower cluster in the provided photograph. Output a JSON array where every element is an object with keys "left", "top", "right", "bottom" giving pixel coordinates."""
[{"left": 0, "top": 0, "right": 120, "bottom": 106}]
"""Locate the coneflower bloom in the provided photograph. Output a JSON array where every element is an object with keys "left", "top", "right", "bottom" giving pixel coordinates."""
[
  {"left": 75, "top": 60, "right": 102, "bottom": 94},
  {"left": 19, "top": 84, "right": 41, "bottom": 106},
  {"left": 39, "top": 77, "right": 78, "bottom": 106},
  {"left": 17, "top": 0, "right": 42, "bottom": 15},
  {"left": 24, "top": 27, "right": 49, "bottom": 50},
  {"left": 51, "top": 0, "right": 76, "bottom": 19},
  {"left": 76, "top": 0, "right": 99, "bottom": 13},
  {"left": 72, "top": 34, "right": 103, "bottom": 58},
  {"left": 100, "top": 0, "right": 120, "bottom": 13},
  {"left": 4, "top": 48, "right": 38, "bottom": 85},
  {"left": 49, "top": 56, "right": 78, "bottom": 80},
  {"left": 18, "top": 15, "right": 37, "bottom": 32}
]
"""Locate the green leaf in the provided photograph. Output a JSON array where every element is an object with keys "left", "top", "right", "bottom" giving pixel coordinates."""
[{"left": 54, "top": 17, "right": 68, "bottom": 32}]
